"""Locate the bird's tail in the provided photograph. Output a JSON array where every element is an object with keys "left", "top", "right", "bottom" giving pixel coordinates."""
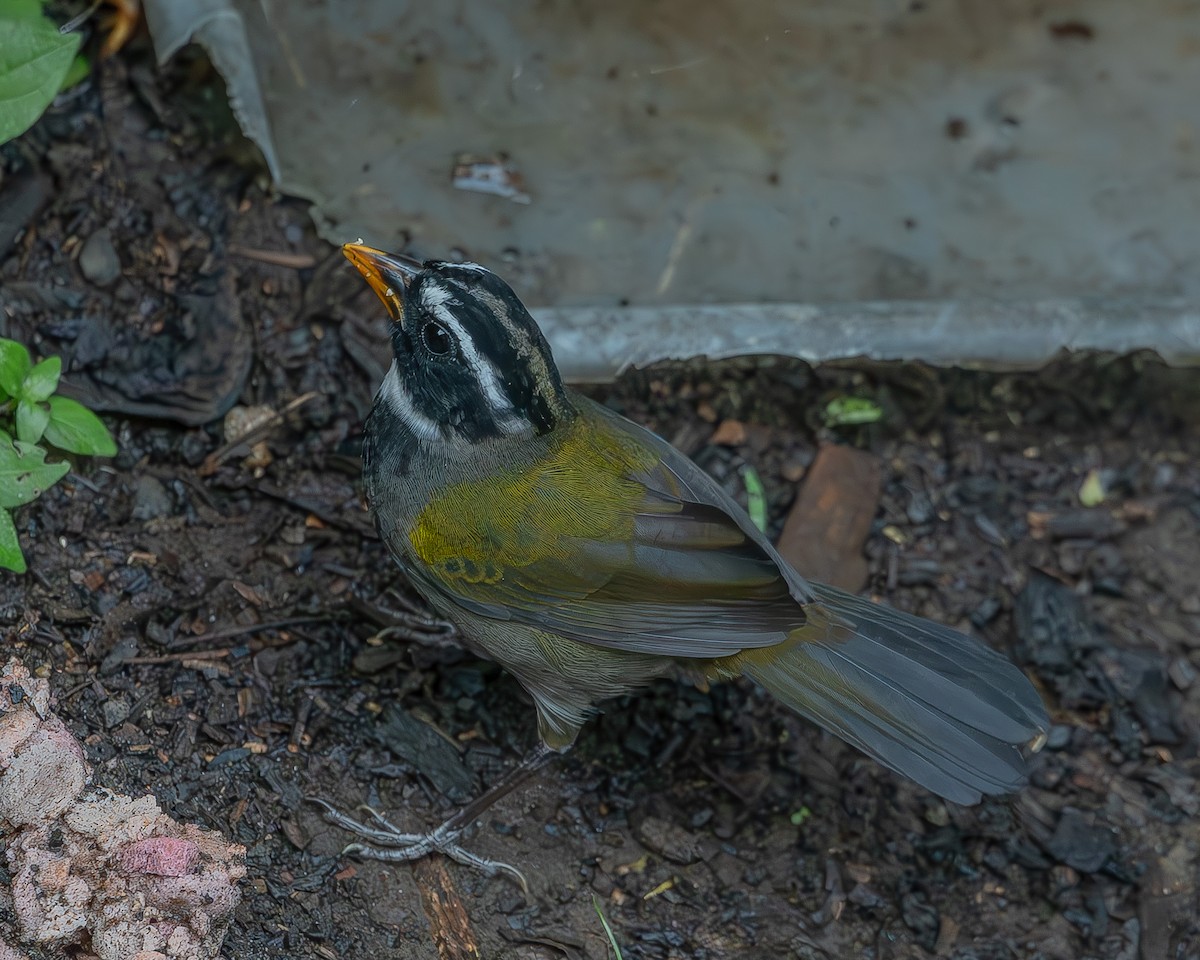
[{"left": 734, "top": 582, "right": 1048, "bottom": 805}]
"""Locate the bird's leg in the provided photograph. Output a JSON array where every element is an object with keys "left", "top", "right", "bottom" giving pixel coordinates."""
[{"left": 311, "top": 743, "right": 557, "bottom": 893}]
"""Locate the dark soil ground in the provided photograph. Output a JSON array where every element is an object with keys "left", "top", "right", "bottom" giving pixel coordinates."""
[{"left": 2, "top": 47, "right": 1199, "bottom": 960}]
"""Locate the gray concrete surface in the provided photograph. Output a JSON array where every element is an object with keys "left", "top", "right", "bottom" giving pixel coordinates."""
[{"left": 143, "top": 0, "right": 1200, "bottom": 372}]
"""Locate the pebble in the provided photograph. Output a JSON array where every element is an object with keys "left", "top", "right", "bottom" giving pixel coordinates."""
[
  {"left": 590, "top": 873, "right": 615, "bottom": 897},
  {"left": 180, "top": 430, "right": 212, "bottom": 466},
  {"left": 78, "top": 228, "right": 122, "bottom": 287},
  {"left": 900, "top": 892, "right": 940, "bottom": 950},
  {"left": 849, "top": 883, "right": 886, "bottom": 908},
  {"left": 970, "top": 596, "right": 1002, "bottom": 628},
  {"left": 208, "top": 747, "right": 251, "bottom": 767},
  {"left": 635, "top": 815, "right": 702, "bottom": 865},
  {"left": 972, "top": 512, "right": 1008, "bottom": 547},
  {"left": 131, "top": 476, "right": 172, "bottom": 521},
  {"left": 493, "top": 892, "right": 526, "bottom": 915},
  {"left": 1046, "top": 810, "right": 1117, "bottom": 873},
  {"left": 1168, "top": 656, "right": 1196, "bottom": 691},
  {"left": 102, "top": 698, "right": 130, "bottom": 729},
  {"left": 906, "top": 489, "right": 934, "bottom": 524}
]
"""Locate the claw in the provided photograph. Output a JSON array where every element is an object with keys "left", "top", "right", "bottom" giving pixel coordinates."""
[
  {"left": 306, "top": 796, "right": 337, "bottom": 815},
  {"left": 311, "top": 795, "right": 528, "bottom": 894},
  {"left": 359, "top": 805, "right": 411, "bottom": 835},
  {"left": 439, "top": 843, "right": 529, "bottom": 896},
  {"left": 310, "top": 799, "right": 426, "bottom": 846},
  {"left": 306, "top": 744, "right": 554, "bottom": 896},
  {"left": 341, "top": 839, "right": 432, "bottom": 861}
]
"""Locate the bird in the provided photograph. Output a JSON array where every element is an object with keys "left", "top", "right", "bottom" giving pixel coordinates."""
[{"left": 322, "top": 241, "right": 1049, "bottom": 887}]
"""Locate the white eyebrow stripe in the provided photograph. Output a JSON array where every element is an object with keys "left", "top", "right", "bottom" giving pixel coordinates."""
[
  {"left": 416, "top": 275, "right": 531, "bottom": 437},
  {"left": 379, "top": 361, "right": 441, "bottom": 442},
  {"left": 428, "top": 301, "right": 518, "bottom": 419},
  {"left": 419, "top": 280, "right": 457, "bottom": 311}
]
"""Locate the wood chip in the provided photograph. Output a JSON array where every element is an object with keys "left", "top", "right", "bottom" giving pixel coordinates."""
[
  {"left": 231, "top": 581, "right": 265, "bottom": 607},
  {"left": 776, "top": 443, "right": 883, "bottom": 592},
  {"left": 935, "top": 915, "right": 960, "bottom": 955},
  {"left": 413, "top": 858, "right": 483, "bottom": 959},
  {"left": 710, "top": 419, "right": 747, "bottom": 446}
]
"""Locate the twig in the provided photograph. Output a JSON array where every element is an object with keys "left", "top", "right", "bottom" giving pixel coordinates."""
[
  {"left": 289, "top": 692, "right": 315, "bottom": 753},
  {"left": 228, "top": 244, "right": 318, "bottom": 269},
  {"left": 168, "top": 616, "right": 340, "bottom": 650},
  {"left": 126, "top": 649, "right": 232, "bottom": 665},
  {"left": 251, "top": 482, "right": 375, "bottom": 537}
]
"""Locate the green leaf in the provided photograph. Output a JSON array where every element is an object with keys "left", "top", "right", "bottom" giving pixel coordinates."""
[
  {"left": 60, "top": 52, "right": 90, "bottom": 91},
  {"left": 591, "top": 895, "right": 624, "bottom": 960},
  {"left": 0, "top": 507, "right": 25, "bottom": 573},
  {"left": 740, "top": 465, "right": 767, "bottom": 532},
  {"left": 0, "top": 1, "right": 48, "bottom": 23},
  {"left": 0, "top": 436, "right": 69, "bottom": 508},
  {"left": 43, "top": 395, "right": 117, "bottom": 456},
  {"left": 823, "top": 396, "right": 883, "bottom": 427},
  {"left": 0, "top": 7, "right": 83, "bottom": 146},
  {"left": 0, "top": 338, "right": 32, "bottom": 397},
  {"left": 15, "top": 398, "right": 49, "bottom": 443},
  {"left": 1078, "top": 468, "right": 1106, "bottom": 507},
  {"left": 21, "top": 354, "right": 60, "bottom": 401}
]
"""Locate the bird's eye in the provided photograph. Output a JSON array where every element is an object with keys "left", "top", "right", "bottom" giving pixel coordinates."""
[{"left": 421, "top": 320, "right": 454, "bottom": 356}]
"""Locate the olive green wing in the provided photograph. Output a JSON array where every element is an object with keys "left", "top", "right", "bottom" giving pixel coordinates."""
[{"left": 410, "top": 400, "right": 809, "bottom": 658}]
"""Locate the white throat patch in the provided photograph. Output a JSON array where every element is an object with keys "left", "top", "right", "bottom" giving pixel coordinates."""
[{"left": 378, "top": 361, "right": 441, "bottom": 442}]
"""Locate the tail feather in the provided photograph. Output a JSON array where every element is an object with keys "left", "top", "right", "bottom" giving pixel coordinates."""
[{"left": 741, "top": 583, "right": 1048, "bottom": 805}]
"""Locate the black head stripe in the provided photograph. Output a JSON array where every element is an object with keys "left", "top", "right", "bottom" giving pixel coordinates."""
[{"left": 408, "top": 264, "right": 567, "bottom": 436}]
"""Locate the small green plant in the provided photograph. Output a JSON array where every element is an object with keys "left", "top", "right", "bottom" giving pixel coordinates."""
[
  {"left": 0, "top": 337, "right": 115, "bottom": 573},
  {"left": 823, "top": 395, "right": 883, "bottom": 428},
  {"left": 591, "top": 895, "right": 624, "bottom": 960},
  {"left": 740, "top": 464, "right": 767, "bottom": 532},
  {"left": 0, "top": 0, "right": 89, "bottom": 146}
]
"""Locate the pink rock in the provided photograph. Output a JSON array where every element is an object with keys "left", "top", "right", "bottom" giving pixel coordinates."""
[
  {"left": 141, "top": 872, "right": 243, "bottom": 917},
  {"left": 0, "top": 711, "right": 39, "bottom": 766},
  {"left": 0, "top": 660, "right": 51, "bottom": 718},
  {"left": 1, "top": 660, "right": 245, "bottom": 960},
  {"left": 0, "top": 722, "right": 90, "bottom": 826},
  {"left": 67, "top": 794, "right": 161, "bottom": 847},
  {"left": 0, "top": 660, "right": 90, "bottom": 830},
  {"left": 118, "top": 838, "right": 199, "bottom": 878}
]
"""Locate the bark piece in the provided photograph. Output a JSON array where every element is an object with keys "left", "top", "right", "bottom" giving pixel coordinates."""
[
  {"left": 777, "top": 444, "right": 883, "bottom": 592},
  {"left": 413, "top": 859, "right": 483, "bottom": 960}
]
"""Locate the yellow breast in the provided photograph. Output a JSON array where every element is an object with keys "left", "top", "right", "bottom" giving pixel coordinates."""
[{"left": 408, "top": 416, "right": 656, "bottom": 583}]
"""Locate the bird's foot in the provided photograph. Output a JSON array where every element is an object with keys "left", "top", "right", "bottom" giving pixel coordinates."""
[{"left": 309, "top": 798, "right": 529, "bottom": 894}]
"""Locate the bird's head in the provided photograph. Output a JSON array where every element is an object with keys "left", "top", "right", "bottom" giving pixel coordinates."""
[{"left": 344, "top": 242, "right": 570, "bottom": 445}]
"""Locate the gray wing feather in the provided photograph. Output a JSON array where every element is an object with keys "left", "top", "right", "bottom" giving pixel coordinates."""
[{"left": 420, "top": 396, "right": 813, "bottom": 657}]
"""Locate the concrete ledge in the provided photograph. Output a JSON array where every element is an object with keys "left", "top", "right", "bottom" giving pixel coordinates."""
[{"left": 536, "top": 298, "right": 1200, "bottom": 381}]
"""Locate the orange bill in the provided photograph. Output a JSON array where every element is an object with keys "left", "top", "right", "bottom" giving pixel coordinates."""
[{"left": 342, "top": 242, "right": 423, "bottom": 320}]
